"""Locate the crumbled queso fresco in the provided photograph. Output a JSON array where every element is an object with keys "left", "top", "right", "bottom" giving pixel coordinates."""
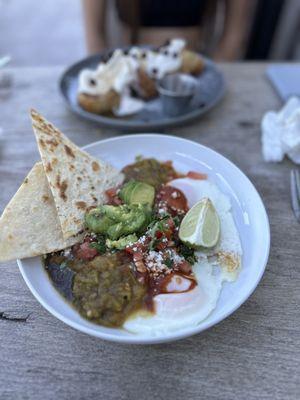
[{"left": 145, "top": 250, "right": 172, "bottom": 278}]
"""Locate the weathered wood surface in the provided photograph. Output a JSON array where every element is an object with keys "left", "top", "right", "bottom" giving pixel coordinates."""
[{"left": 0, "top": 64, "right": 299, "bottom": 400}]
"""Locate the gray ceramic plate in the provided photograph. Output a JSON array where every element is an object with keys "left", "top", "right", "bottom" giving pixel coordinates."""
[{"left": 59, "top": 50, "right": 226, "bottom": 132}]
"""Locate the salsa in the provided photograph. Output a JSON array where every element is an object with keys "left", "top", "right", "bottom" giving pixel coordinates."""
[
  {"left": 44, "top": 157, "right": 198, "bottom": 328},
  {"left": 122, "top": 158, "right": 181, "bottom": 189}
]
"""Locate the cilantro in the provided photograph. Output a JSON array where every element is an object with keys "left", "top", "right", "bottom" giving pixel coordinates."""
[
  {"left": 149, "top": 238, "right": 159, "bottom": 251},
  {"left": 151, "top": 216, "right": 170, "bottom": 233},
  {"left": 164, "top": 258, "right": 173, "bottom": 268},
  {"left": 173, "top": 216, "right": 180, "bottom": 227},
  {"left": 89, "top": 236, "right": 107, "bottom": 254},
  {"left": 157, "top": 211, "right": 171, "bottom": 219},
  {"left": 155, "top": 219, "right": 167, "bottom": 232},
  {"left": 178, "top": 244, "right": 197, "bottom": 265}
]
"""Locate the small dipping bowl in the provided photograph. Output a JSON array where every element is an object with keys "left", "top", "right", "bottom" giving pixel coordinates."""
[{"left": 157, "top": 73, "right": 198, "bottom": 117}]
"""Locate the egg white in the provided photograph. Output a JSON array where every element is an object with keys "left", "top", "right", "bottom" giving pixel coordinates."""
[
  {"left": 170, "top": 178, "right": 242, "bottom": 281},
  {"left": 123, "top": 178, "right": 242, "bottom": 335},
  {"left": 124, "top": 260, "right": 222, "bottom": 335}
]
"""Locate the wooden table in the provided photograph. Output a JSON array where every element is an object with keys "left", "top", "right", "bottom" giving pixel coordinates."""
[{"left": 0, "top": 64, "right": 299, "bottom": 400}]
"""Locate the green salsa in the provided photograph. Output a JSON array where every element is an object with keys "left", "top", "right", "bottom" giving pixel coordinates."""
[
  {"left": 122, "top": 158, "right": 179, "bottom": 189},
  {"left": 46, "top": 252, "right": 146, "bottom": 328}
]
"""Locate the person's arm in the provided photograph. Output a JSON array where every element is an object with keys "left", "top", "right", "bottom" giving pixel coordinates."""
[
  {"left": 214, "top": 0, "right": 257, "bottom": 60},
  {"left": 82, "top": 0, "right": 107, "bottom": 54}
]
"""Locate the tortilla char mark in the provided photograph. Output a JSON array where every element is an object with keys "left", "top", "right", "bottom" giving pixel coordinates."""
[
  {"left": 92, "top": 161, "right": 100, "bottom": 172},
  {"left": 31, "top": 109, "right": 61, "bottom": 139},
  {"left": 75, "top": 201, "right": 87, "bottom": 210},
  {"left": 64, "top": 144, "right": 75, "bottom": 158},
  {"left": 46, "top": 138, "right": 59, "bottom": 148},
  {"left": 39, "top": 138, "right": 59, "bottom": 152},
  {"left": 45, "top": 162, "right": 52, "bottom": 173},
  {"left": 55, "top": 175, "right": 68, "bottom": 201}
]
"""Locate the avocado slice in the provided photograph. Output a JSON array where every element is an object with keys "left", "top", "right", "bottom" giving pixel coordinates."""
[
  {"left": 85, "top": 203, "right": 152, "bottom": 240},
  {"left": 84, "top": 207, "right": 113, "bottom": 234},
  {"left": 119, "top": 180, "right": 155, "bottom": 207},
  {"left": 106, "top": 234, "right": 138, "bottom": 250},
  {"left": 119, "top": 180, "right": 136, "bottom": 204}
]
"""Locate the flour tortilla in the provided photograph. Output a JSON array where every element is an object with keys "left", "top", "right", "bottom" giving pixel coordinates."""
[
  {"left": 0, "top": 163, "right": 82, "bottom": 262},
  {"left": 31, "top": 110, "right": 124, "bottom": 239}
]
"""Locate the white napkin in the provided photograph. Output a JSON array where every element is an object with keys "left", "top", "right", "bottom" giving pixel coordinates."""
[{"left": 261, "top": 97, "right": 300, "bottom": 163}]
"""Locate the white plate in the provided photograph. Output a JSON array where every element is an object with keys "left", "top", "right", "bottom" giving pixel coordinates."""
[{"left": 18, "top": 135, "right": 270, "bottom": 344}]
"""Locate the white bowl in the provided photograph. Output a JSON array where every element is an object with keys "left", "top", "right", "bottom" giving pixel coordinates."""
[{"left": 18, "top": 134, "right": 270, "bottom": 344}]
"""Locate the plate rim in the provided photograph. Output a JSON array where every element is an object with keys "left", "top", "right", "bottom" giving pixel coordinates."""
[
  {"left": 59, "top": 51, "right": 226, "bottom": 131},
  {"left": 18, "top": 134, "right": 270, "bottom": 344}
]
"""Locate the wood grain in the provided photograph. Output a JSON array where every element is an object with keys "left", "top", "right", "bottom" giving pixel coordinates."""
[{"left": 0, "top": 64, "right": 299, "bottom": 400}]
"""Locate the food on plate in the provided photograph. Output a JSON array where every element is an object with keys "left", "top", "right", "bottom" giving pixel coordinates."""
[
  {"left": 31, "top": 110, "right": 123, "bottom": 239},
  {"left": 78, "top": 90, "right": 120, "bottom": 115},
  {"left": 77, "top": 38, "right": 204, "bottom": 116},
  {"left": 122, "top": 157, "right": 181, "bottom": 188},
  {"left": 0, "top": 111, "right": 242, "bottom": 335},
  {"left": 0, "top": 163, "right": 81, "bottom": 261},
  {"left": 179, "top": 198, "right": 220, "bottom": 248},
  {"left": 181, "top": 49, "right": 204, "bottom": 75},
  {"left": 0, "top": 110, "right": 123, "bottom": 261},
  {"left": 133, "top": 68, "right": 158, "bottom": 100}
]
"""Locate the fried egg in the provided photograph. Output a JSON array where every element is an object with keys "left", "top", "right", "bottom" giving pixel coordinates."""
[
  {"left": 123, "top": 178, "right": 242, "bottom": 335},
  {"left": 170, "top": 178, "right": 242, "bottom": 281}
]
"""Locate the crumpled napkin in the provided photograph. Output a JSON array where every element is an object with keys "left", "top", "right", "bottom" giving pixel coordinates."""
[{"left": 261, "top": 97, "right": 300, "bottom": 163}]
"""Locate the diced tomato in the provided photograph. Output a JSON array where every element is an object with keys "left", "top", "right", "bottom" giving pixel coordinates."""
[
  {"left": 133, "top": 251, "right": 144, "bottom": 262},
  {"left": 112, "top": 197, "right": 122, "bottom": 205},
  {"left": 105, "top": 187, "right": 118, "bottom": 197},
  {"left": 105, "top": 186, "right": 123, "bottom": 205},
  {"left": 106, "top": 195, "right": 122, "bottom": 206},
  {"left": 177, "top": 260, "right": 192, "bottom": 274},
  {"left": 155, "top": 231, "right": 163, "bottom": 239},
  {"left": 156, "top": 241, "right": 167, "bottom": 251},
  {"left": 125, "top": 246, "right": 134, "bottom": 255},
  {"left": 187, "top": 171, "right": 207, "bottom": 180},
  {"left": 156, "top": 186, "right": 188, "bottom": 213},
  {"left": 74, "top": 241, "right": 99, "bottom": 261},
  {"left": 163, "top": 229, "right": 172, "bottom": 240}
]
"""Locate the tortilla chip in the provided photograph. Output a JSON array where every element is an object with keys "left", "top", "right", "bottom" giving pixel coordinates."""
[
  {"left": 0, "top": 163, "right": 82, "bottom": 262},
  {"left": 30, "top": 110, "right": 124, "bottom": 239}
]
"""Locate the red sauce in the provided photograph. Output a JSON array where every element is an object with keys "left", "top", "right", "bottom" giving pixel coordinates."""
[
  {"left": 143, "top": 272, "right": 197, "bottom": 311},
  {"left": 187, "top": 171, "right": 207, "bottom": 180},
  {"left": 156, "top": 185, "right": 188, "bottom": 215}
]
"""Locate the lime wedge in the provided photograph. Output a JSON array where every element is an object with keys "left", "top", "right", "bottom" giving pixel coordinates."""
[{"left": 179, "top": 198, "right": 220, "bottom": 248}]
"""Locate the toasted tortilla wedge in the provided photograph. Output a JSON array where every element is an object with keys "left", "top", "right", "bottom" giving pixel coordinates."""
[
  {"left": 0, "top": 163, "right": 82, "bottom": 262},
  {"left": 31, "top": 110, "right": 124, "bottom": 239}
]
